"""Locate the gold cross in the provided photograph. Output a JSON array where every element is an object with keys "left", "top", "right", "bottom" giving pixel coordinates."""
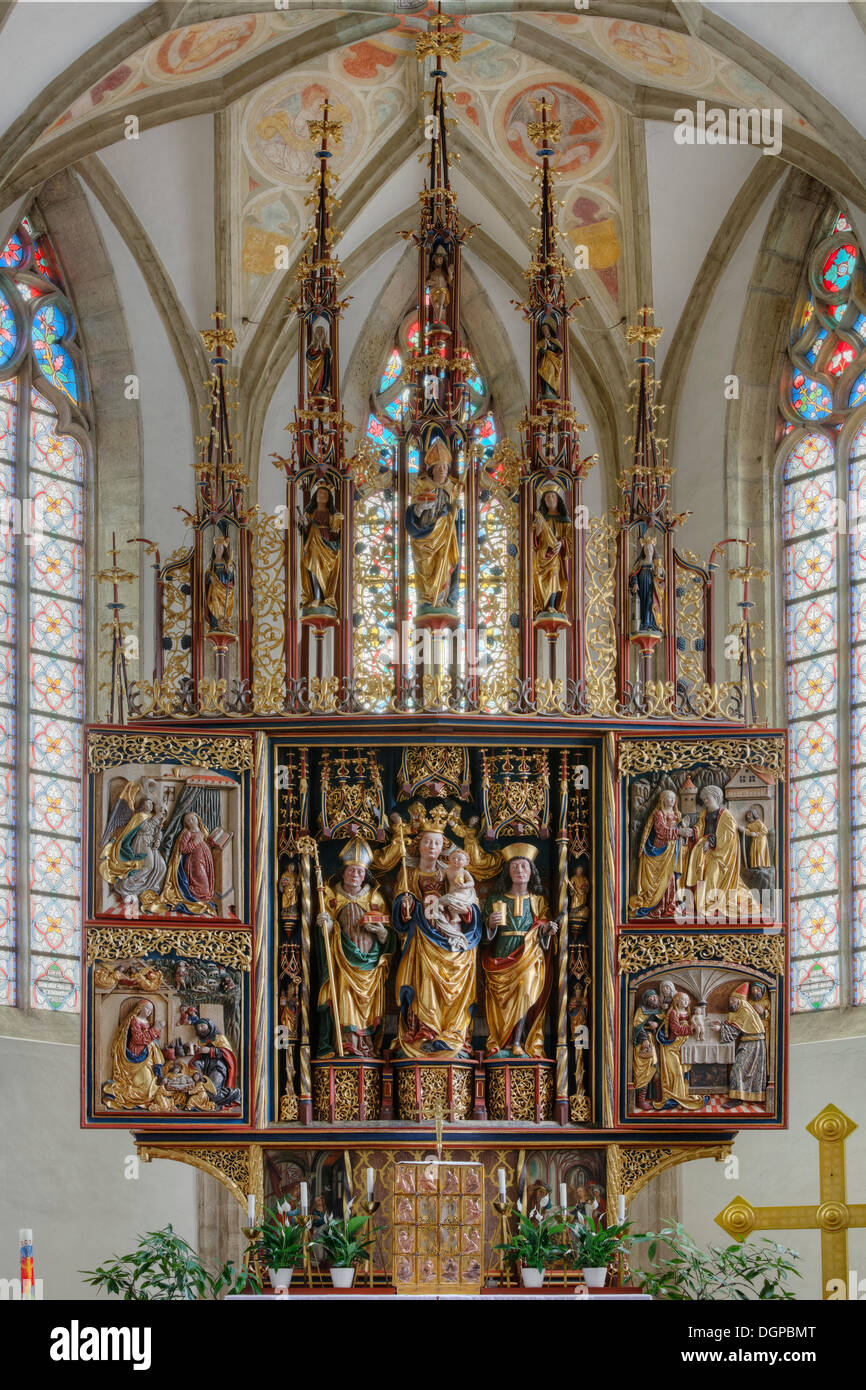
[{"left": 715, "top": 1104, "right": 866, "bottom": 1298}]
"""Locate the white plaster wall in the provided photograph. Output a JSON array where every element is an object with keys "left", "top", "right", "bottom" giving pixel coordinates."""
[
  {"left": 678, "top": 1035, "right": 866, "bottom": 1300},
  {"left": 99, "top": 116, "right": 216, "bottom": 332},
  {"left": 673, "top": 183, "right": 778, "bottom": 573},
  {"left": 645, "top": 121, "right": 759, "bottom": 371},
  {"left": 707, "top": 1, "right": 866, "bottom": 136},
  {"left": 338, "top": 157, "right": 420, "bottom": 262},
  {"left": 82, "top": 183, "right": 195, "bottom": 683},
  {"left": 0, "top": 2, "right": 153, "bottom": 139},
  {"left": 0, "top": 1035, "right": 195, "bottom": 1300}
]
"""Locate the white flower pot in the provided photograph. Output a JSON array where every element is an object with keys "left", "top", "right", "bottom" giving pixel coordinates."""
[
  {"left": 582, "top": 1266, "right": 607, "bottom": 1288},
  {"left": 268, "top": 1267, "right": 294, "bottom": 1291},
  {"left": 520, "top": 1267, "right": 546, "bottom": 1288},
  {"left": 330, "top": 1266, "right": 356, "bottom": 1288}
]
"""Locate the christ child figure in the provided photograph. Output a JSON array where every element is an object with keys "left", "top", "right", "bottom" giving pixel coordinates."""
[{"left": 427, "top": 848, "right": 478, "bottom": 948}]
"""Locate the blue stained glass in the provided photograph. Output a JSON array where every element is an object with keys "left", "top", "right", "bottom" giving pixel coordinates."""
[
  {"left": 791, "top": 372, "right": 833, "bottom": 420},
  {"left": 782, "top": 472, "right": 836, "bottom": 542},
  {"left": 792, "top": 835, "right": 838, "bottom": 895},
  {"left": 0, "top": 823, "right": 15, "bottom": 888},
  {"left": 791, "top": 896, "right": 839, "bottom": 957},
  {"left": 854, "top": 948, "right": 866, "bottom": 1005},
  {"left": 855, "top": 891, "right": 866, "bottom": 951},
  {"left": 0, "top": 888, "right": 13, "bottom": 948},
  {"left": 30, "top": 537, "right": 84, "bottom": 600},
  {"left": 851, "top": 585, "right": 866, "bottom": 645},
  {"left": 29, "top": 652, "right": 82, "bottom": 719},
  {"left": 854, "top": 314, "right": 866, "bottom": 341},
  {"left": 849, "top": 373, "right": 866, "bottom": 408},
  {"left": 30, "top": 716, "right": 80, "bottom": 778},
  {"left": 828, "top": 303, "right": 847, "bottom": 325},
  {"left": 0, "top": 288, "right": 18, "bottom": 367},
  {"left": 1, "top": 235, "right": 24, "bottom": 268},
  {"left": 787, "top": 653, "right": 838, "bottom": 714},
  {"left": 791, "top": 775, "right": 838, "bottom": 835},
  {"left": 784, "top": 533, "right": 837, "bottom": 596},
  {"left": 785, "top": 593, "right": 837, "bottom": 660},
  {"left": 32, "top": 305, "right": 78, "bottom": 402},
  {"left": 29, "top": 832, "right": 78, "bottom": 896},
  {"left": 30, "top": 954, "right": 79, "bottom": 1012},
  {"left": 29, "top": 771, "right": 79, "bottom": 836},
  {"left": 0, "top": 395, "right": 15, "bottom": 462},
  {"left": 805, "top": 329, "right": 826, "bottom": 364},
  {"left": 378, "top": 349, "right": 402, "bottom": 392},
  {"left": 783, "top": 433, "right": 834, "bottom": 479},
  {"left": 821, "top": 244, "right": 858, "bottom": 292},
  {"left": 30, "top": 895, "right": 79, "bottom": 956},
  {"left": 790, "top": 716, "right": 838, "bottom": 776},
  {"left": 29, "top": 404, "right": 85, "bottom": 483},
  {"left": 30, "top": 476, "right": 83, "bottom": 543},
  {"left": 365, "top": 414, "right": 397, "bottom": 451},
  {"left": 0, "top": 948, "right": 14, "bottom": 1006},
  {"left": 792, "top": 955, "right": 839, "bottom": 1011}
]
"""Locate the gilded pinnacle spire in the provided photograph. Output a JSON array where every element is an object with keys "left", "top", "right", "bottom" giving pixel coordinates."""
[{"left": 618, "top": 305, "right": 675, "bottom": 529}]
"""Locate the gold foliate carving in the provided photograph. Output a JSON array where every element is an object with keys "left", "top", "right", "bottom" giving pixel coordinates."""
[
  {"left": 617, "top": 737, "right": 785, "bottom": 780},
  {"left": 137, "top": 1144, "right": 254, "bottom": 1208},
  {"left": 400, "top": 746, "right": 469, "bottom": 798},
  {"left": 87, "top": 731, "right": 254, "bottom": 772},
  {"left": 486, "top": 1064, "right": 554, "bottom": 1121},
  {"left": 617, "top": 933, "right": 785, "bottom": 976},
  {"left": 569, "top": 1094, "right": 592, "bottom": 1123},
  {"left": 618, "top": 1144, "right": 733, "bottom": 1200},
  {"left": 584, "top": 517, "right": 617, "bottom": 715},
  {"left": 159, "top": 550, "right": 193, "bottom": 705},
  {"left": 395, "top": 1065, "right": 474, "bottom": 1121},
  {"left": 279, "top": 1091, "right": 299, "bottom": 1122},
  {"left": 676, "top": 553, "right": 708, "bottom": 692},
  {"left": 197, "top": 679, "right": 227, "bottom": 715},
  {"left": 250, "top": 508, "right": 287, "bottom": 714},
  {"left": 534, "top": 678, "right": 566, "bottom": 714},
  {"left": 87, "top": 927, "right": 252, "bottom": 972},
  {"left": 312, "top": 1065, "right": 382, "bottom": 1121},
  {"left": 309, "top": 677, "right": 340, "bottom": 713}
]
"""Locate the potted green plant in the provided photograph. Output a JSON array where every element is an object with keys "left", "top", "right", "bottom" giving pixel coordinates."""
[
  {"left": 631, "top": 1222, "right": 802, "bottom": 1300},
  {"left": 254, "top": 1208, "right": 304, "bottom": 1291},
  {"left": 318, "top": 1213, "right": 377, "bottom": 1288},
  {"left": 81, "top": 1224, "right": 260, "bottom": 1300},
  {"left": 496, "top": 1212, "right": 572, "bottom": 1287},
  {"left": 572, "top": 1214, "right": 631, "bottom": 1288}
]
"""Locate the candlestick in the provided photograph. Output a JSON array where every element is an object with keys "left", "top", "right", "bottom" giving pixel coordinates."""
[
  {"left": 366, "top": 1167, "right": 375, "bottom": 1201},
  {"left": 559, "top": 1183, "right": 568, "bottom": 1212},
  {"left": 492, "top": 1197, "right": 515, "bottom": 1287},
  {"left": 300, "top": 1181, "right": 309, "bottom": 1214},
  {"left": 498, "top": 1167, "right": 507, "bottom": 1202},
  {"left": 358, "top": 1198, "right": 380, "bottom": 1287},
  {"left": 617, "top": 1195, "right": 626, "bottom": 1224},
  {"left": 247, "top": 1193, "right": 256, "bottom": 1226},
  {"left": 295, "top": 1211, "right": 314, "bottom": 1287}
]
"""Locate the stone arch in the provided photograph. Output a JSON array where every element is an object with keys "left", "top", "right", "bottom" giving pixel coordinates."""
[{"left": 32, "top": 167, "right": 146, "bottom": 719}]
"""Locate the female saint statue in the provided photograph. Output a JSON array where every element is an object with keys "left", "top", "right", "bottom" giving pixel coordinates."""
[
  {"left": 427, "top": 247, "right": 453, "bottom": 326},
  {"left": 306, "top": 318, "right": 333, "bottom": 398},
  {"left": 103, "top": 998, "right": 164, "bottom": 1110},
  {"left": 532, "top": 483, "right": 572, "bottom": 616},
  {"left": 628, "top": 527, "right": 664, "bottom": 635},
  {"left": 204, "top": 531, "right": 235, "bottom": 632},
  {"left": 405, "top": 438, "right": 461, "bottom": 613},
  {"left": 481, "top": 844, "right": 558, "bottom": 1058},
  {"left": 536, "top": 318, "right": 563, "bottom": 399},
  {"left": 392, "top": 808, "right": 482, "bottom": 1059},
  {"left": 300, "top": 482, "right": 343, "bottom": 615}
]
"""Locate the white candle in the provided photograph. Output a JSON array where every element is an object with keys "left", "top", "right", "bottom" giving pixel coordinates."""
[
  {"left": 617, "top": 1195, "right": 626, "bottom": 1224},
  {"left": 366, "top": 1167, "right": 375, "bottom": 1201},
  {"left": 559, "top": 1183, "right": 568, "bottom": 1212},
  {"left": 497, "top": 1168, "right": 507, "bottom": 1201},
  {"left": 300, "top": 1181, "right": 309, "bottom": 1214},
  {"left": 247, "top": 1193, "right": 255, "bottom": 1225}
]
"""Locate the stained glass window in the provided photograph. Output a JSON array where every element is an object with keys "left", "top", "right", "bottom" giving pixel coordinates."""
[
  {"left": 355, "top": 314, "right": 510, "bottom": 701},
  {"left": 783, "top": 206, "right": 866, "bottom": 1010},
  {"left": 0, "top": 219, "right": 86, "bottom": 1012}
]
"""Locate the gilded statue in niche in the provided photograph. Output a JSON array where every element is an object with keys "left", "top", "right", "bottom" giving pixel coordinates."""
[
  {"left": 532, "top": 481, "right": 573, "bottom": 616},
  {"left": 204, "top": 526, "right": 236, "bottom": 633},
  {"left": 392, "top": 805, "right": 482, "bottom": 1060},
  {"left": 628, "top": 527, "right": 664, "bottom": 635},
  {"left": 481, "top": 844, "right": 557, "bottom": 1058},
  {"left": 315, "top": 839, "right": 395, "bottom": 1058},
  {"left": 306, "top": 316, "right": 333, "bottom": 399},
  {"left": 405, "top": 437, "right": 462, "bottom": 615},
  {"left": 536, "top": 316, "right": 563, "bottom": 399},
  {"left": 300, "top": 479, "right": 343, "bottom": 617},
  {"left": 427, "top": 245, "right": 453, "bottom": 326}
]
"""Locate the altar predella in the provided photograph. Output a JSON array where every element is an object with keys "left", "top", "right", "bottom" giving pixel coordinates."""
[{"left": 84, "top": 15, "right": 787, "bottom": 1292}]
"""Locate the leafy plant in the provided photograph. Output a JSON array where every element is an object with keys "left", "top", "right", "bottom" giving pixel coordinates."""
[
  {"left": 631, "top": 1222, "right": 802, "bottom": 1300},
  {"left": 495, "top": 1213, "right": 572, "bottom": 1273},
  {"left": 318, "top": 1214, "right": 378, "bottom": 1268},
  {"left": 254, "top": 1208, "right": 304, "bottom": 1268},
  {"left": 81, "top": 1224, "right": 261, "bottom": 1301},
  {"left": 572, "top": 1213, "right": 632, "bottom": 1268}
]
